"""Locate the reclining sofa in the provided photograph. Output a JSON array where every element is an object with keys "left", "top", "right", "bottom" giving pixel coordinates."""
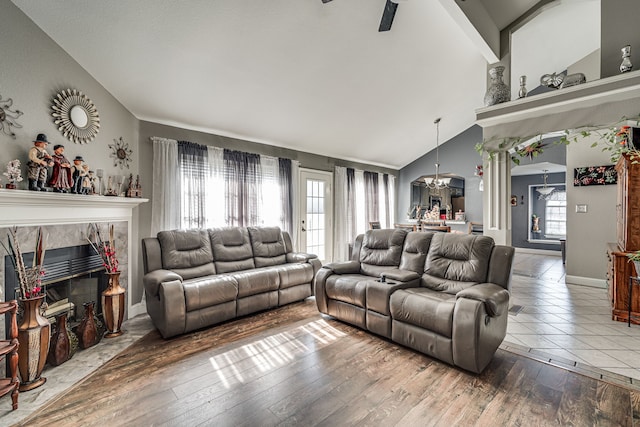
[
  {"left": 315, "top": 229, "right": 514, "bottom": 373},
  {"left": 142, "top": 226, "right": 321, "bottom": 338}
]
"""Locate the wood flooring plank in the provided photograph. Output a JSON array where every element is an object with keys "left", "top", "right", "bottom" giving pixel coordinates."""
[{"left": 15, "top": 299, "right": 640, "bottom": 427}]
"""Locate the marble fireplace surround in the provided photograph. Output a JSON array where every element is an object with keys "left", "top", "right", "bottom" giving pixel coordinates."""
[{"left": 0, "top": 189, "right": 147, "bottom": 336}]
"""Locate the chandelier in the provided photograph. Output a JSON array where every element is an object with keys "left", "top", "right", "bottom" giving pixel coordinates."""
[
  {"left": 536, "top": 169, "right": 555, "bottom": 197},
  {"left": 425, "top": 117, "right": 448, "bottom": 190}
]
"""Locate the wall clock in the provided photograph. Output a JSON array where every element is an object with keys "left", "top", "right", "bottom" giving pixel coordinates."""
[
  {"left": 51, "top": 89, "right": 100, "bottom": 144},
  {"left": 109, "top": 137, "right": 132, "bottom": 169}
]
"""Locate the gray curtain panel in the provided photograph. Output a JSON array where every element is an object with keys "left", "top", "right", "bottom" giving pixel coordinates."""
[
  {"left": 346, "top": 168, "right": 356, "bottom": 244},
  {"left": 278, "top": 158, "right": 293, "bottom": 235},
  {"left": 364, "top": 171, "right": 379, "bottom": 227},
  {"left": 178, "top": 141, "right": 208, "bottom": 229},
  {"left": 224, "top": 149, "right": 262, "bottom": 227}
]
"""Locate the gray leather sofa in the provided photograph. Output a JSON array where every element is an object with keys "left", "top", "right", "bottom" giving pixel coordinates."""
[
  {"left": 142, "top": 226, "right": 321, "bottom": 338},
  {"left": 315, "top": 228, "right": 514, "bottom": 373}
]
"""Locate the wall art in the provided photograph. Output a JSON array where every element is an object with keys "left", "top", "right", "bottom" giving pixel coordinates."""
[
  {"left": 109, "top": 137, "right": 132, "bottom": 169},
  {"left": 573, "top": 165, "right": 617, "bottom": 186},
  {"left": 0, "top": 93, "right": 23, "bottom": 139},
  {"left": 51, "top": 89, "right": 100, "bottom": 144}
]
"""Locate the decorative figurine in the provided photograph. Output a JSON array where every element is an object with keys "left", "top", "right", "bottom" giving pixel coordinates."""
[
  {"left": 71, "top": 156, "right": 86, "bottom": 194},
  {"left": 87, "top": 170, "right": 98, "bottom": 195},
  {"left": 27, "top": 133, "right": 54, "bottom": 191},
  {"left": 126, "top": 174, "right": 143, "bottom": 198},
  {"left": 3, "top": 159, "right": 23, "bottom": 189},
  {"left": 621, "top": 45, "right": 633, "bottom": 73},
  {"left": 518, "top": 75, "right": 527, "bottom": 99},
  {"left": 48, "top": 144, "right": 73, "bottom": 193},
  {"left": 81, "top": 165, "right": 92, "bottom": 195}
]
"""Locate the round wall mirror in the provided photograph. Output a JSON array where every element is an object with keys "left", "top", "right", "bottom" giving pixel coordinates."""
[
  {"left": 51, "top": 89, "right": 100, "bottom": 144},
  {"left": 69, "top": 105, "right": 89, "bottom": 129}
]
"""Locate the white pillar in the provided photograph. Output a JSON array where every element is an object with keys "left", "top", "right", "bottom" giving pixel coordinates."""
[{"left": 482, "top": 151, "right": 511, "bottom": 245}]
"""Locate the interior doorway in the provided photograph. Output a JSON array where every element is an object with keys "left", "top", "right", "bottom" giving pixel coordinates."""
[{"left": 298, "top": 169, "right": 333, "bottom": 263}]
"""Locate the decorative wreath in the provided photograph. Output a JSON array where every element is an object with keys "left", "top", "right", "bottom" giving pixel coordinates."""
[
  {"left": 109, "top": 137, "right": 132, "bottom": 169},
  {"left": 51, "top": 89, "right": 100, "bottom": 144}
]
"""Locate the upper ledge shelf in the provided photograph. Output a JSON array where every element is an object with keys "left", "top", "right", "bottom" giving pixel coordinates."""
[{"left": 475, "top": 70, "right": 640, "bottom": 128}]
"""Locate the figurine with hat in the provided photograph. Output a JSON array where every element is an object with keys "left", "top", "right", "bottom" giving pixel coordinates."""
[
  {"left": 27, "top": 133, "right": 54, "bottom": 191},
  {"left": 71, "top": 155, "right": 86, "bottom": 194}
]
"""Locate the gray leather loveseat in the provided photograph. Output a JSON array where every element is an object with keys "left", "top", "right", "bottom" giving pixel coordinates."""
[
  {"left": 315, "top": 228, "right": 514, "bottom": 373},
  {"left": 142, "top": 226, "right": 321, "bottom": 338}
]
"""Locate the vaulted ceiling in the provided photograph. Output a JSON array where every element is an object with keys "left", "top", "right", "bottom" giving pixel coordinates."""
[{"left": 12, "top": 0, "right": 539, "bottom": 169}]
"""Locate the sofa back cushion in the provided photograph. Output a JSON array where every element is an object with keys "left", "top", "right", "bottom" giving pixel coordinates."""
[
  {"left": 422, "top": 233, "right": 494, "bottom": 294},
  {"left": 209, "top": 227, "right": 256, "bottom": 273},
  {"left": 399, "top": 232, "right": 433, "bottom": 273},
  {"left": 157, "top": 229, "right": 216, "bottom": 280},
  {"left": 360, "top": 228, "right": 407, "bottom": 276},
  {"left": 248, "top": 226, "right": 287, "bottom": 267}
]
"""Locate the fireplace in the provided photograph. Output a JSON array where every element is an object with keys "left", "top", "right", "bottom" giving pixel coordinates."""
[{"left": 4, "top": 244, "right": 109, "bottom": 323}]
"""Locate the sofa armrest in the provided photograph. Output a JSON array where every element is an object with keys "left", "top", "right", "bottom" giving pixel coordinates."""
[
  {"left": 322, "top": 260, "right": 361, "bottom": 275},
  {"left": 381, "top": 269, "right": 420, "bottom": 283},
  {"left": 286, "top": 252, "right": 318, "bottom": 263},
  {"left": 143, "top": 269, "right": 183, "bottom": 298},
  {"left": 456, "top": 283, "right": 509, "bottom": 317}
]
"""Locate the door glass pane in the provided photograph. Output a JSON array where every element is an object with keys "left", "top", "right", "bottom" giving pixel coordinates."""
[{"left": 306, "top": 179, "right": 325, "bottom": 260}]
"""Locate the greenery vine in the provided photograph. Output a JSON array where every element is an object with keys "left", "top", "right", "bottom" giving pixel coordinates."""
[{"left": 475, "top": 115, "right": 640, "bottom": 165}]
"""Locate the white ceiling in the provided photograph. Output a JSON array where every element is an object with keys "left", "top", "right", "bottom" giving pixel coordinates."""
[{"left": 12, "top": 0, "right": 538, "bottom": 169}]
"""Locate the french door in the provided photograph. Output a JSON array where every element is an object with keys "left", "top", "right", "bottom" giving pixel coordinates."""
[{"left": 298, "top": 169, "right": 333, "bottom": 263}]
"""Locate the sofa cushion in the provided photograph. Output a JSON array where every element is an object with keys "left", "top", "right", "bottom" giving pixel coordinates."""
[
  {"left": 248, "top": 227, "right": 287, "bottom": 267},
  {"left": 182, "top": 275, "right": 238, "bottom": 311},
  {"left": 158, "top": 230, "right": 216, "bottom": 280},
  {"left": 325, "top": 274, "right": 368, "bottom": 308},
  {"left": 390, "top": 288, "right": 455, "bottom": 338},
  {"left": 270, "top": 263, "right": 315, "bottom": 289},
  {"left": 209, "top": 227, "right": 256, "bottom": 273},
  {"left": 359, "top": 229, "right": 407, "bottom": 277},
  {"left": 422, "top": 234, "right": 494, "bottom": 294},
  {"left": 230, "top": 267, "right": 280, "bottom": 298},
  {"left": 399, "top": 231, "right": 433, "bottom": 273}
]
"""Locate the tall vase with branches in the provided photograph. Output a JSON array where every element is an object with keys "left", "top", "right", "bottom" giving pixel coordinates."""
[
  {"left": 87, "top": 223, "right": 125, "bottom": 337},
  {"left": 1, "top": 227, "right": 50, "bottom": 391}
]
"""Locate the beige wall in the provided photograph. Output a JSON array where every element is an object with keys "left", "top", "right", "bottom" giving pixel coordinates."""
[{"left": 565, "top": 135, "right": 617, "bottom": 285}]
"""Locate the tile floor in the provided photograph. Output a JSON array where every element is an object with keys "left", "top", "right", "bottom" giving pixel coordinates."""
[{"left": 505, "top": 250, "right": 640, "bottom": 384}]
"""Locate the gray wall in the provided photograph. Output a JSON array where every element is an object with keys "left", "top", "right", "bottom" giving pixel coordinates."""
[
  {"left": 511, "top": 172, "right": 565, "bottom": 251},
  {"left": 601, "top": 0, "right": 640, "bottom": 78},
  {"left": 0, "top": 2, "right": 142, "bottom": 300},
  {"left": 398, "top": 125, "right": 484, "bottom": 226}
]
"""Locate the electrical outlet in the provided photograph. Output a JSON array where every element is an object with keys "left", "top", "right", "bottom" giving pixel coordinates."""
[{"left": 576, "top": 204, "right": 588, "bottom": 213}]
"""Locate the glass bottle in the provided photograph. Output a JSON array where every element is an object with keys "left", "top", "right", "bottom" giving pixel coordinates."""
[{"left": 518, "top": 75, "right": 527, "bottom": 98}]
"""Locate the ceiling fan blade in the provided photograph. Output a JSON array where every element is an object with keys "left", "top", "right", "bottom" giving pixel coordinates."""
[
  {"left": 321, "top": 0, "right": 333, "bottom": 3},
  {"left": 379, "top": 0, "right": 399, "bottom": 32}
]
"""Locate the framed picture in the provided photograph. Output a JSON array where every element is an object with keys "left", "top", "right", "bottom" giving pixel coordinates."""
[
  {"left": 510, "top": 195, "right": 517, "bottom": 206},
  {"left": 573, "top": 165, "right": 617, "bottom": 186}
]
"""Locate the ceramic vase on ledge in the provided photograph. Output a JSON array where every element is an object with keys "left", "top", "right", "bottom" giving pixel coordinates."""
[
  {"left": 48, "top": 312, "right": 76, "bottom": 367},
  {"left": 77, "top": 301, "right": 103, "bottom": 349},
  {"left": 484, "top": 65, "right": 511, "bottom": 106},
  {"left": 103, "top": 271, "right": 125, "bottom": 338},
  {"left": 17, "top": 295, "right": 50, "bottom": 391}
]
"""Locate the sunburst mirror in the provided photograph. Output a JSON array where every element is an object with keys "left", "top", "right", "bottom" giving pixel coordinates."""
[
  {"left": 51, "top": 89, "right": 100, "bottom": 144},
  {"left": 109, "top": 137, "right": 132, "bottom": 169}
]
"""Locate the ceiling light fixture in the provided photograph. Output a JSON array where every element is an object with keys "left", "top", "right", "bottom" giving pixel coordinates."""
[
  {"left": 425, "top": 117, "right": 448, "bottom": 190},
  {"left": 536, "top": 169, "right": 555, "bottom": 196}
]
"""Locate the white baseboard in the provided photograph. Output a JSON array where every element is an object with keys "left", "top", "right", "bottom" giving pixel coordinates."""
[
  {"left": 514, "top": 247, "right": 562, "bottom": 257},
  {"left": 128, "top": 300, "right": 147, "bottom": 318},
  {"left": 565, "top": 275, "right": 607, "bottom": 288}
]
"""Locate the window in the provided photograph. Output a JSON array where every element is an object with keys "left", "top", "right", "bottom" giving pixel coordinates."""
[{"left": 544, "top": 190, "right": 566, "bottom": 238}]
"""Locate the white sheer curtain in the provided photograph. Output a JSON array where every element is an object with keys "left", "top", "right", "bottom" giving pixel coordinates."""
[
  {"left": 333, "top": 166, "right": 349, "bottom": 260},
  {"left": 260, "top": 156, "right": 280, "bottom": 227},
  {"left": 354, "top": 169, "right": 366, "bottom": 235},
  {"left": 151, "top": 137, "right": 179, "bottom": 235}
]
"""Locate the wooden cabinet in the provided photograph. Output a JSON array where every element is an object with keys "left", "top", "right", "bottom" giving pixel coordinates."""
[
  {"left": 609, "top": 154, "right": 640, "bottom": 324},
  {"left": 0, "top": 300, "right": 19, "bottom": 410},
  {"left": 608, "top": 244, "right": 640, "bottom": 324},
  {"left": 616, "top": 154, "right": 640, "bottom": 251}
]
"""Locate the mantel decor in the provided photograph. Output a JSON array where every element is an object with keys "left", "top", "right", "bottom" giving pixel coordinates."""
[
  {"left": 109, "top": 137, "right": 132, "bottom": 169},
  {"left": 51, "top": 89, "right": 100, "bottom": 144}
]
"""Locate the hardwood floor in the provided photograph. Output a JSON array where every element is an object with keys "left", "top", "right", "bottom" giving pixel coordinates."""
[{"left": 17, "top": 299, "right": 640, "bottom": 426}]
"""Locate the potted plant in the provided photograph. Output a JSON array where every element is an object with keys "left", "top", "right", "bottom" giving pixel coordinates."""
[{"left": 628, "top": 250, "right": 640, "bottom": 277}]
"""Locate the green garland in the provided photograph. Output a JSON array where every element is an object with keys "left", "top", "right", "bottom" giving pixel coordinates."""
[{"left": 475, "top": 115, "right": 640, "bottom": 165}]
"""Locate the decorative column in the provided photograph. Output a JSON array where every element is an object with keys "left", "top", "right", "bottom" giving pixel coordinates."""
[{"left": 482, "top": 151, "right": 512, "bottom": 246}]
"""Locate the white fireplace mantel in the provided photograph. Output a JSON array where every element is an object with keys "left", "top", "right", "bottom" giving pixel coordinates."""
[{"left": 0, "top": 189, "right": 148, "bottom": 227}]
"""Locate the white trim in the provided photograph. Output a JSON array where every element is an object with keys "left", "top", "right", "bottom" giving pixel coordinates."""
[{"left": 565, "top": 275, "right": 607, "bottom": 288}]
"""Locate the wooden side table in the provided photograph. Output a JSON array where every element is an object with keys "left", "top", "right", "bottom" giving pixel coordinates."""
[{"left": 0, "top": 300, "right": 19, "bottom": 410}]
